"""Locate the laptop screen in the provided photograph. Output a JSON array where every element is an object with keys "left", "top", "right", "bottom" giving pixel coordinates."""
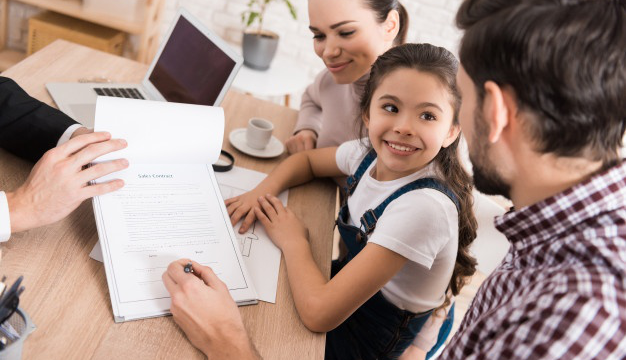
[{"left": 148, "top": 16, "right": 236, "bottom": 106}]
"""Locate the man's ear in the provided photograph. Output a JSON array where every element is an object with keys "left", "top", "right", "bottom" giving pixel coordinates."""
[
  {"left": 483, "top": 81, "right": 514, "bottom": 144},
  {"left": 383, "top": 10, "right": 400, "bottom": 42},
  {"left": 442, "top": 124, "right": 461, "bottom": 148}
]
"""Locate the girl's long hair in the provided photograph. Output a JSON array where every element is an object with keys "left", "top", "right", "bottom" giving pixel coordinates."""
[{"left": 358, "top": 43, "right": 478, "bottom": 313}]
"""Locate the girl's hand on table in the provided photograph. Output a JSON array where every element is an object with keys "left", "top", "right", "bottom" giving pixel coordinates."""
[
  {"left": 225, "top": 188, "right": 267, "bottom": 233},
  {"left": 254, "top": 194, "right": 309, "bottom": 251}
]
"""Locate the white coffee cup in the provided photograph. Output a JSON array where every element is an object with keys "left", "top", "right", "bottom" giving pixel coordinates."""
[{"left": 246, "top": 118, "right": 274, "bottom": 150}]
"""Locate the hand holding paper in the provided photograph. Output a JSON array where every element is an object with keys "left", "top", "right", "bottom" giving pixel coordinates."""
[
  {"left": 6, "top": 131, "right": 128, "bottom": 233},
  {"left": 92, "top": 97, "right": 257, "bottom": 322}
]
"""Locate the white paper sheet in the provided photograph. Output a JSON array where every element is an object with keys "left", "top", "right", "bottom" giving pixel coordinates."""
[
  {"left": 216, "top": 166, "right": 287, "bottom": 303},
  {"left": 92, "top": 97, "right": 257, "bottom": 322},
  {"left": 92, "top": 165, "right": 286, "bottom": 304},
  {"left": 94, "top": 96, "right": 224, "bottom": 164}
]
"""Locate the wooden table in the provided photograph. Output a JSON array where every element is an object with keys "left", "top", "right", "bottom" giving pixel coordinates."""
[{"left": 0, "top": 40, "right": 336, "bottom": 360}]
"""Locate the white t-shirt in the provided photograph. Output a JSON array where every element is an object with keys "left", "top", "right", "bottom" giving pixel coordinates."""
[{"left": 336, "top": 140, "right": 459, "bottom": 313}]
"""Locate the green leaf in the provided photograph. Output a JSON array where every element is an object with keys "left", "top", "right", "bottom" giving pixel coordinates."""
[
  {"left": 246, "top": 12, "right": 259, "bottom": 27},
  {"left": 283, "top": 0, "right": 297, "bottom": 20}
]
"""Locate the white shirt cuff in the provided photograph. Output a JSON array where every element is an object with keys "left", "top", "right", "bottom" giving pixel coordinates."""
[
  {"left": 0, "top": 191, "right": 12, "bottom": 242},
  {"left": 57, "top": 124, "right": 84, "bottom": 146}
]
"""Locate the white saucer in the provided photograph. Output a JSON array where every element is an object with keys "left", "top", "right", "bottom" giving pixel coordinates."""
[{"left": 229, "top": 128, "right": 285, "bottom": 158}]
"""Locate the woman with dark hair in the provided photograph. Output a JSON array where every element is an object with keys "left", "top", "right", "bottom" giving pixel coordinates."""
[{"left": 285, "top": 0, "right": 409, "bottom": 154}]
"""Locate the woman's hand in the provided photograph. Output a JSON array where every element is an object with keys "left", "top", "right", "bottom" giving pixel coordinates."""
[
  {"left": 162, "top": 259, "right": 260, "bottom": 359},
  {"left": 225, "top": 188, "right": 268, "bottom": 233},
  {"left": 254, "top": 194, "right": 309, "bottom": 251},
  {"left": 285, "top": 130, "right": 317, "bottom": 154}
]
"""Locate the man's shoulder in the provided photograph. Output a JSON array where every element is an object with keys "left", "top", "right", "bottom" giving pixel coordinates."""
[
  {"left": 445, "top": 265, "right": 625, "bottom": 359},
  {"left": 486, "top": 248, "right": 625, "bottom": 309}
]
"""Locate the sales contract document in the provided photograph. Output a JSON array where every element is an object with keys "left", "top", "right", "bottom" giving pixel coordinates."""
[{"left": 92, "top": 97, "right": 257, "bottom": 322}]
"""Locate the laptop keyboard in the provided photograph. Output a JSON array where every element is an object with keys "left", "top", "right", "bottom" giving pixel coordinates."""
[{"left": 94, "top": 87, "right": 145, "bottom": 100}]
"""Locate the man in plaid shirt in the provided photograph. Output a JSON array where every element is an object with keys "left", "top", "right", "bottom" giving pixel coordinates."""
[{"left": 441, "top": 0, "right": 626, "bottom": 359}]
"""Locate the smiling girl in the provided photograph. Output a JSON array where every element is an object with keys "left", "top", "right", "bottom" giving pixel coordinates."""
[{"left": 227, "top": 44, "right": 477, "bottom": 360}]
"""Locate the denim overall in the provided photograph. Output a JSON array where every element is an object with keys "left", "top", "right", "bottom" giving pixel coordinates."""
[{"left": 325, "top": 150, "right": 459, "bottom": 360}]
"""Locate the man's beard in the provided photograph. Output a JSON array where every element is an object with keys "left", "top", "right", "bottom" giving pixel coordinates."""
[{"left": 469, "top": 107, "right": 512, "bottom": 199}]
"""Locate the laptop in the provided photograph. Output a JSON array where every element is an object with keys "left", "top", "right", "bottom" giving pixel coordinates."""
[{"left": 46, "top": 8, "right": 243, "bottom": 128}]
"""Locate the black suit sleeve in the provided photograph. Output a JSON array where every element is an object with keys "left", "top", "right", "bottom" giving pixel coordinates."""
[{"left": 0, "top": 76, "right": 78, "bottom": 162}]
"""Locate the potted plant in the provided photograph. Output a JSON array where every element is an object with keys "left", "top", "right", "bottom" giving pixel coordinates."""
[{"left": 241, "top": 0, "right": 297, "bottom": 70}]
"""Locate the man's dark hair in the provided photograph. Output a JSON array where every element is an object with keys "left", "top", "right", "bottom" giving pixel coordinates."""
[{"left": 457, "top": 0, "right": 626, "bottom": 166}]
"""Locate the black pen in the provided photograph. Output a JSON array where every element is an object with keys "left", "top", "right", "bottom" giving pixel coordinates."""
[
  {"left": 0, "top": 276, "right": 22, "bottom": 304},
  {"left": 0, "top": 288, "right": 21, "bottom": 326},
  {"left": 0, "top": 286, "right": 21, "bottom": 309},
  {"left": 0, "top": 276, "right": 6, "bottom": 299},
  {"left": 0, "top": 277, "right": 23, "bottom": 321}
]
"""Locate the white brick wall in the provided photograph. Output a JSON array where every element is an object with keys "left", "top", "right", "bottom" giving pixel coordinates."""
[{"left": 7, "top": 0, "right": 464, "bottom": 108}]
